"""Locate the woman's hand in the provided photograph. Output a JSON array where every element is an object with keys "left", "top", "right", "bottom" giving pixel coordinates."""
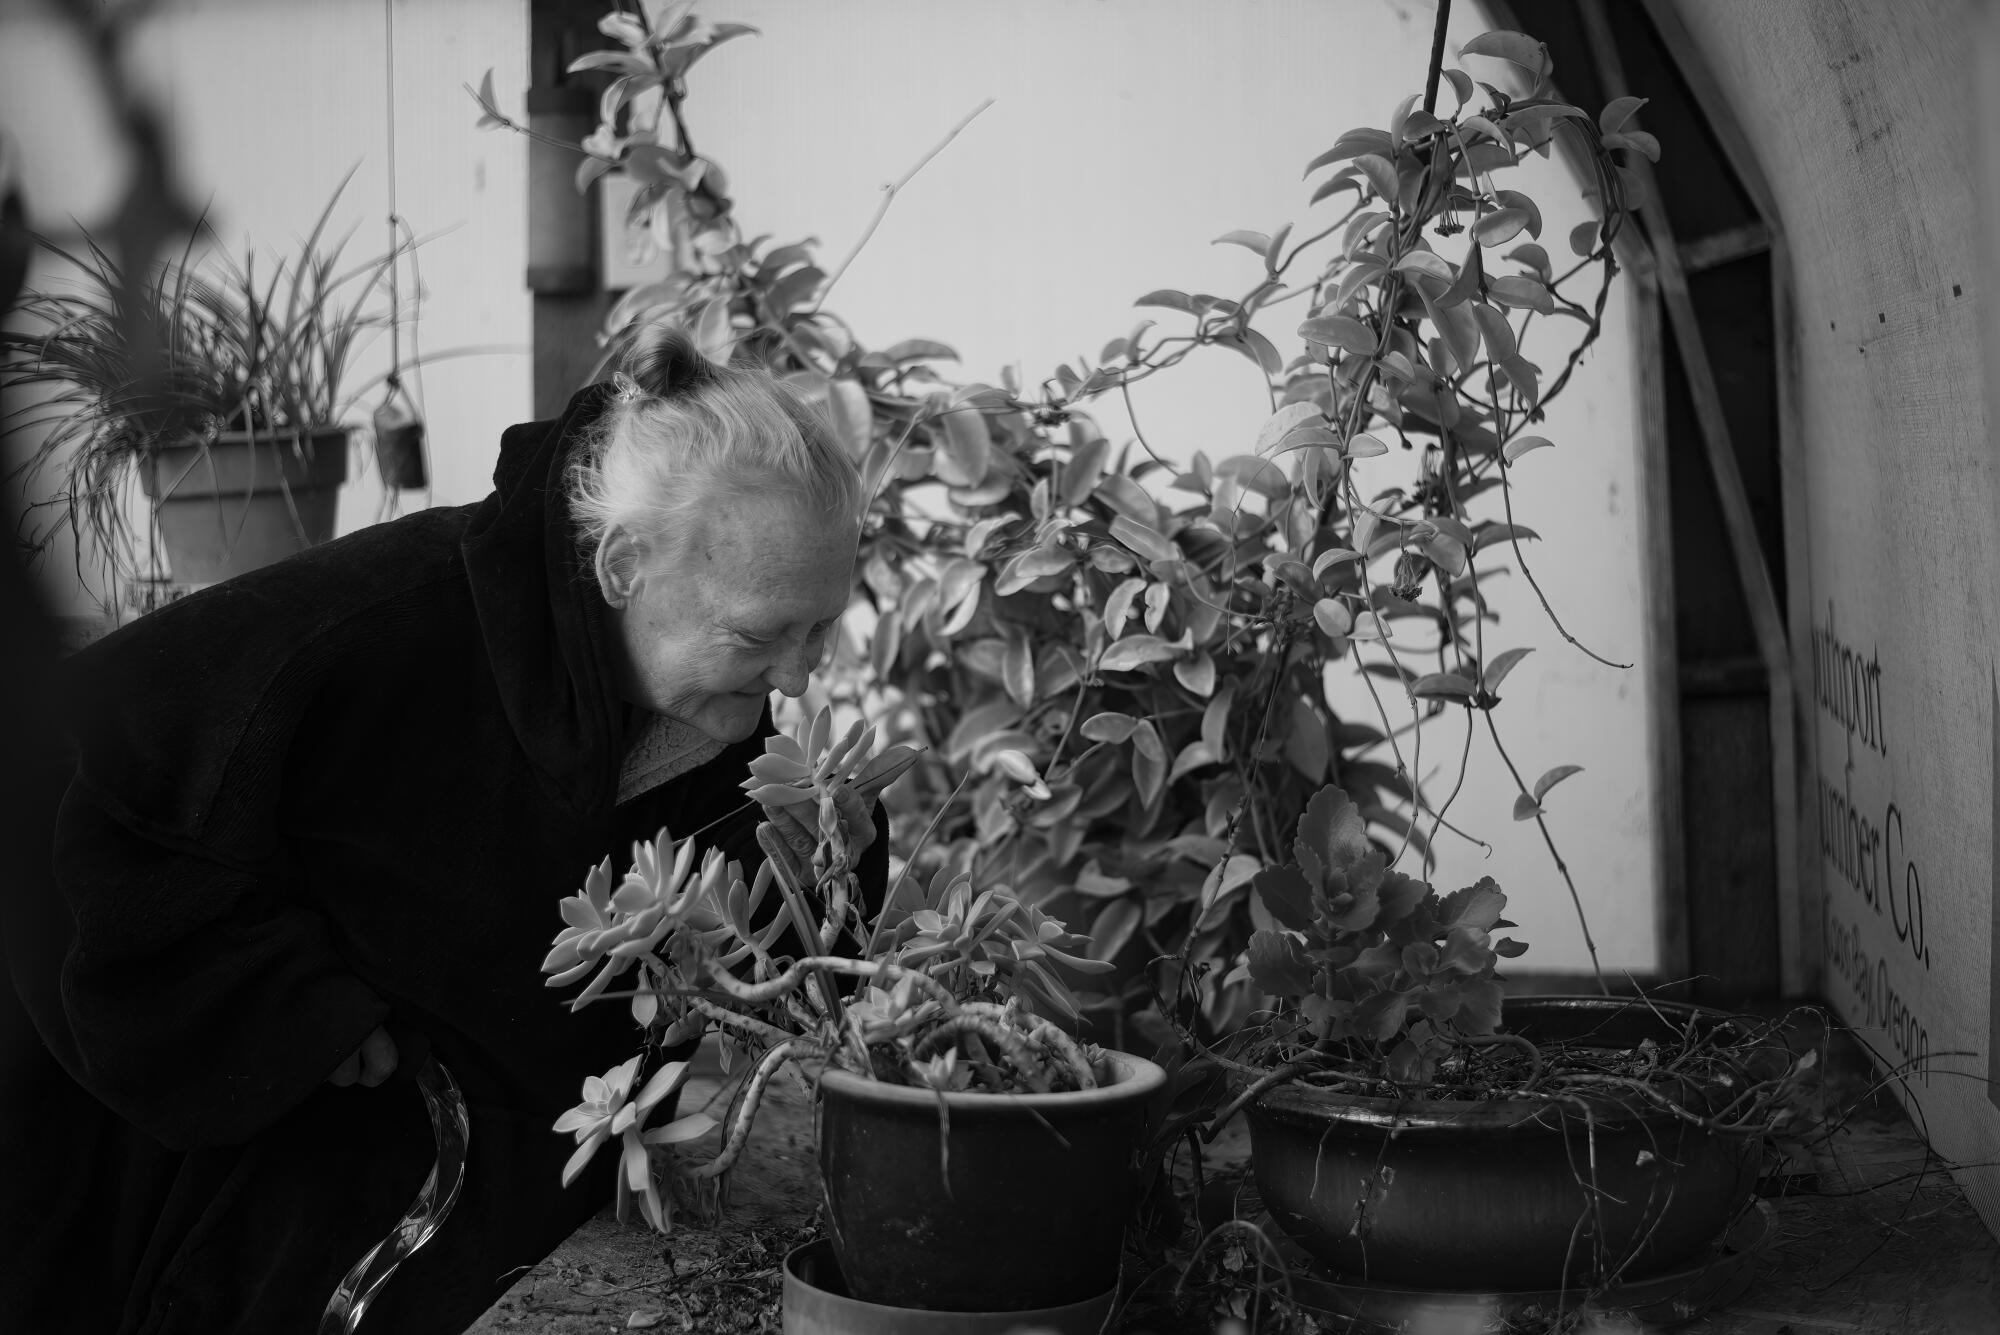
[{"left": 327, "top": 1025, "right": 399, "bottom": 1088}]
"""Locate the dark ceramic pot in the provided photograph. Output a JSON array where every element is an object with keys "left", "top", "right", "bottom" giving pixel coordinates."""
[
  {"left": 1244, "top": 996, "right": 1767, "bottom": 1289},
  {"left": 815, "top": 1049, "right": 1166, "bottom": 1312}
]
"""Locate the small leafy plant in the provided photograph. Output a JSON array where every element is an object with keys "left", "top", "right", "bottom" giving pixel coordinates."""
[
  {"left": 1212, "top": 783, "right": 1815, "bottom": 1128},
  {"left": 1237, "top": 783, "right": 1527, "bottom": 1090},
  {"left": 542, "top": 706, "right": 1114, "bottom": 1232}
]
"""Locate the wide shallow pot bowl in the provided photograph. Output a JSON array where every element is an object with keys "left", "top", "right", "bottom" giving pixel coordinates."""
[
  {"left": 139, "top": 427, "right": 350, "bottom": 584},
  {"left": 815, "top": 1048, "right": 1165, "bottom": 1312},
  {"left": 1245, "top": 996, "right": 1766, "bottom": 1290},
  {"left": 1277, "top": 1200, "right": 1775, "bottom": 1331},
  {"left": 782, "top": 1239, "right": 1116, "bottom": 1335}
]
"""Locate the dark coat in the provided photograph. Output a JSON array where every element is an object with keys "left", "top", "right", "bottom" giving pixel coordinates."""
[{"left": 0, "top": 384, "right": 883, "bottom": 1334}]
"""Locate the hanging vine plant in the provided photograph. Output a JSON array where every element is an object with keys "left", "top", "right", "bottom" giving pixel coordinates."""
[
  {"left": 471, "top": 6, "right": 1659, "bottom": 1042},
  {"left": 478, "top": 6, "right": 1821, "bottom": 1321}
]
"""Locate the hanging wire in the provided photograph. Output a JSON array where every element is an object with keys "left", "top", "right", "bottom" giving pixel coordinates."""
[
  {"left": 373, "top": 0, "right": 429, "bottom": 513},
  {"left": 384, "top": 0, "right": 400, "bottom": 391},
  {"left": 395, "top": 211, "right": 431, "bottom": 494}
]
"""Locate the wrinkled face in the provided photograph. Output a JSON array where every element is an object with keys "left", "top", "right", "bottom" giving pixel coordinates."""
[{"left": 598, "top": 492, "right": 857, "bottom": 743}]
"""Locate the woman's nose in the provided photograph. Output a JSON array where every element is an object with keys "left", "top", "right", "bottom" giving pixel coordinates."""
[{"left": 766, "top": 647, "right": 811, "bottom": 698}]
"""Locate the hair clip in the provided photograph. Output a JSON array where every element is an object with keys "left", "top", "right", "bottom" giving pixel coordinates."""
[{"left": 611, "top": 371, "right": 644, "bottom": 404}]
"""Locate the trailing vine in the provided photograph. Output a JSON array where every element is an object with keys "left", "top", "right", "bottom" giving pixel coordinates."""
[{"left": 483, "top": 0, "right": 1698, "bottom": 1111}]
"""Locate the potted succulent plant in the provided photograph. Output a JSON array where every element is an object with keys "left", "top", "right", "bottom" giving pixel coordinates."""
[
  {"left": 2, "top": 176, "right": 401, "bottom": 604},
  {"left": 543, "top": 707, "right": 1166, "bottom": 1325}
]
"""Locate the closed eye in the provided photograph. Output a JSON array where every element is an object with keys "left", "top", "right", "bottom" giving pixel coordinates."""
[{"left": 733, "top": 619, "right": 836, "bottom": 650}]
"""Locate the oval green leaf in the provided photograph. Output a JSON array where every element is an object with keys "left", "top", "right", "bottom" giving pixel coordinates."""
[{"left": 1532, "top": 763, "right": 1584, "bottom": 802}]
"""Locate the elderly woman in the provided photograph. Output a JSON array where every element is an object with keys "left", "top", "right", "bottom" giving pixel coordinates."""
[{"left": 0, "top": 328, "right": 884, "bottom": 1333}]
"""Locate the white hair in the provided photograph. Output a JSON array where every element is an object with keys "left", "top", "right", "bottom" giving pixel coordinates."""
[{"left": 566, "top": 324, "right": 862, "bottom": 573}]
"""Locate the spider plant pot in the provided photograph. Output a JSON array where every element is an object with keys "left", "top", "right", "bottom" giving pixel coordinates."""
[
  {"left": 1243, "top": 997, "right": 1765, "bottom": 1291},
  {"left": 137, "top": 427, "right": 351, "bottom": 585},
  {"left": 813, "top": 1049, "right": 1166, "bottom": 1312}
]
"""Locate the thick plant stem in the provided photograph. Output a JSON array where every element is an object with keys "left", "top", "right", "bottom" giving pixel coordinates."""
[
  {"left": 909, "top": 1015, "right": 1049, "bottom": 1093},
  {"left": 1422, "top": 0, "right": 1454, "bottom": 115},
  {"left": 686, "top": 1039, "right": 805, "bottom": 1181},
  {"left": 702, "top": 952, "right": 959, "bottom": 1013},
  {"left": 1027, "top": 1018, "right": 1099, "bottom": 1091},
  {"left": 952, "top": 1001, "right": 1100, "bottom": 1090},
  {"left": 689, "top": 997, "right": 792, "bottom": 1047}
]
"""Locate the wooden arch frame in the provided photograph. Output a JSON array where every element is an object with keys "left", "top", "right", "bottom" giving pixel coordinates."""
[{"left": 1489, "top": 0, "right": 1804, "bottom": 1001}]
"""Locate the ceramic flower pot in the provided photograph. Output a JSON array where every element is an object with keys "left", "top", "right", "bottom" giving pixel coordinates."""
[
  {"left": 814, "top": 1049, "right": 1166, "bottom": 1312},
  {"left": 781, "top": 1239, "right": 1116, "bottom": 1335},
  {"left": 1244, "top": 996, "right": 1766, "bottom": 1289},
  {"left": 138, "top": 427, "right": 350, "bottom": 585}
]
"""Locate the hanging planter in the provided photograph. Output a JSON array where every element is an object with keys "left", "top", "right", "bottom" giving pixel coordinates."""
[
  {"left": 370, "top": 384, "right": 428, "bottom": 490},
  {"left": 138, "top": 427, "right": 351, "bottom": 585}
]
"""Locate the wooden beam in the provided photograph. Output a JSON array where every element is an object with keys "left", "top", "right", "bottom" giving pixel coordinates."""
[
  {"left": 1771, "top": 235, "right": 1812, "bottom": 999},
  {"left": 1637, "top": 0, "right": 1786, "bottom": 228},
  {"left": 1678, "top": 654, "right": 1771, "bottom": 697},
  {"left": 1635, "top": 0, "right": 1810, "bottom": 999},
  {"left": 1582, "top": 0, "right": 1801, "bottom": 999},
  {"left": 1632, "top": 273, "right": 1689, "bottom": 986},
  {"left": 1679, "top": 222, "right": 1773, "bottom": 275}
]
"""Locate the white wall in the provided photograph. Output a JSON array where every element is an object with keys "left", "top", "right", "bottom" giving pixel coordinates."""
[
  {"left": 0, "top": 0, "right": 1660, "bottom": 974},
  {"left": 673, "top": 0, "right": 1658, "bottom": 973},
  {"left": 1678, "top": 0, "right": 2000, "bottom": 1237},
  {"left": 0, "top": 0, "right": 531, "bottom": 610}
]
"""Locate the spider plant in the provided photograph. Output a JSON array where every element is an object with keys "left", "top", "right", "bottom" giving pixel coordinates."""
[{"left": 2, "top": 171, "right": 402, "bottom": 599}]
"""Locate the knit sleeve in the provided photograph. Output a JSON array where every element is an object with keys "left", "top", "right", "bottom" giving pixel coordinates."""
[
  {"left": 53, "top": 779, "right": 390, "bottom": 1150},
  {"left": 51, "top": 577, "right": 405, "bottom": 1151}
]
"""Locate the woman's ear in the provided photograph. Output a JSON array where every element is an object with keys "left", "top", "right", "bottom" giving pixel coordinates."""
[{"left": 594, "top": 526, "right": 646, "bottom": 609}]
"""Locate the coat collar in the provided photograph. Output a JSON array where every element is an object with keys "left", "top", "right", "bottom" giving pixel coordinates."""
[{"left": 461, "top": 383, "right": 625, "bottom": 813}]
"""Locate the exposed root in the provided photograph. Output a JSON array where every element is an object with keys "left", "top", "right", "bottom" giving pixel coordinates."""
[
  {"left": 1201, "top": 1056, "right": 1370, "bottom": 1142},
  {"left": 1463, "top": 1030, "right": 1544, "bottom": 1090}
]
